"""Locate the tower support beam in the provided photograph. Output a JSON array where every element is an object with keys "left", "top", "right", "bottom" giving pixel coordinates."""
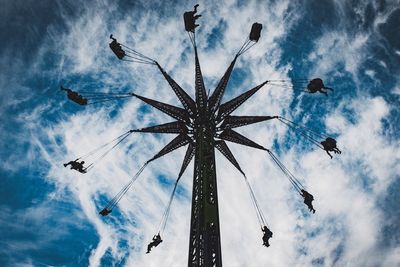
[{"left": 188, "top": 119, "right": 222, "bottom": 267}]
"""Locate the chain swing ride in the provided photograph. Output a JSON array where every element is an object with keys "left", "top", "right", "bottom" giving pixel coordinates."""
[{"left": 61, "top": 5, "right": 341, "bottom": 266}]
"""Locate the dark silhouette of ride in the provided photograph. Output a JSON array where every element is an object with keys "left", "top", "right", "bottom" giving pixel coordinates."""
[
  {"left": 99, "top": 208, "right": 112, "bottom": 216},
  {"left": 307, "top": 78, "right": 333, "bottom": 96},
  {"left": 60, "top": 86, "right": 88, "bottom": 105},
  {"left": 249, "top": 23, "right": 262, "bottom": 42},
  {"left": 321, "top": 137, "right": 341, "bottom": 159},
  {"left": 262, "top": 226, "right": 273, "bottom": 247},
  {"left": 146, "top": 234, "right": 163, "bottom": 254},
  {"left": 109, "top": 34, "right": 126, "bottom": 60},
  {"left": 184, "top": 4, "right": 201, "bottom": 32},
  {"left": 300, "top": 189, "right": 315, "bottom": 213},
  {"left": 64, "top": 159, "right": 87, "bottom": 173}
]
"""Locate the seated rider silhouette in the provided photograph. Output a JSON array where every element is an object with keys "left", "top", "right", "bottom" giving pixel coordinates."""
[
  {"left": 307, "top": 78, "right": 333, "bottom": 96},
  {"left": 146, "top": 234, "right": 163, "bottom": 254},
  {"left": 64, "top": 159, "right": 87, "bottom": 173},
  {"left": 300, "top": 189, "right": 315, "bottom": 213},
  {"left": 262, "top": 226, "right": 273, "bottom": 247},
  {"left": 109, "top": 34, "right": 125, "bottom": 59},
  {"left": 60, "top": 86, "right": 88, "bottom": 105},
  {"left": 184, "top": 4, "right": 201, "bottom": 32},
  {"left": 320, "top": 137, "right": 341, "bottom": 159},
  {"left": 99, "top": 208, "right": 112, "bottom": 217}
]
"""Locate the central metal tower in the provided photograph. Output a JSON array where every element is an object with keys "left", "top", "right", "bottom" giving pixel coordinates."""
[{"left": 188, "top": 48, "right": 222, "bottom": 266}]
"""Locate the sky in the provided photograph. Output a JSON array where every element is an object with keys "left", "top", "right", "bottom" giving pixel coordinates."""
[{"left": 0, "top": 0, "right": 400, "bottom": 266}]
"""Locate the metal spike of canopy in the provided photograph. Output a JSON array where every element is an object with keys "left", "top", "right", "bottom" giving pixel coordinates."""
[
  {"left": 215, "top": 140, "right": 245, "bottom": 176},
  {"left": 194, "top": 48, "right": 208, "bottom": 114},
  {"left": 218, "top": 129, "right": 267, "bottom": 151},
  {"left": 208, "top": 56, "right": 238, "bottom": 113},
  {"left": 133, "top": 93, "right": 190, "bottom": 123},
  {"left": 134, "top": 121, "right": 188, "bottom": 134},
  {"left": 178, "top": 143, "right": 195, "bottom": 178},
  {"left": 219, "top": 115, "right": 277, "bottom": 130},
  {"left": 150, "top": 134, "right": 191, "bottom": 161},
  {"left": 217, "top": 81, "right": 268, "bottom": 122},
  {"left": 156, "top": 62, "right": 197, "bottom": 117}
]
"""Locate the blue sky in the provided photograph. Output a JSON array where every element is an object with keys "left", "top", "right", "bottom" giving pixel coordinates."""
[{"left": 1, "top": 0, "right": 399, "bottom": 266}]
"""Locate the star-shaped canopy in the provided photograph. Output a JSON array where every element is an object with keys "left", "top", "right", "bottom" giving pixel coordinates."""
[{"left": 133, "top": 55, "right": 274, "bottom": 177}]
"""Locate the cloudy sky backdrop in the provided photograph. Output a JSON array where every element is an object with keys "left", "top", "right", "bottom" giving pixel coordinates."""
[{"left": 1, "top": 0, "right": 399, "bottom": 266}]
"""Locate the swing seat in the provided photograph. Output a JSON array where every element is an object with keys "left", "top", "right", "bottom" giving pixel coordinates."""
[
  {"left": 110, "top": 41, "right": 126, "bottom": 59},
  {"left": 184, "top": 12, "right": 196, "bottom": 32},
  {"left": 99, "top": 208, "right": 112, "bottom": 216},
  {"left": 249, "top": 23, "right": 262, "bottom": 42},
  {"left": 307, "top": 78, "right": 325, "bottom": 92}
]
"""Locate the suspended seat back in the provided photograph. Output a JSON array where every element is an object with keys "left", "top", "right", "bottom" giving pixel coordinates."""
[
  {"left": 109, "top": 39, "right": 126, "bottom": 59},
  {"left": 237, "top": 22, "right": 263, "bottom": 56},
  {"left": 184, "top": 11, "right": 196, "bottom": 32},
  {"left": 307, "top": 78, "right": 324, "bottom": 92},
  {"left": 321, "top": 137, "right": 337, "bottom": 150},
  {"left": 249, "top": 23, "right": 262, "bottom": 42},
  {"left": 67, "top": 91, "right": 88, "bottom": 105},
  {"left": 99, "top": 208, "right": 111, "bottom": 216}
]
